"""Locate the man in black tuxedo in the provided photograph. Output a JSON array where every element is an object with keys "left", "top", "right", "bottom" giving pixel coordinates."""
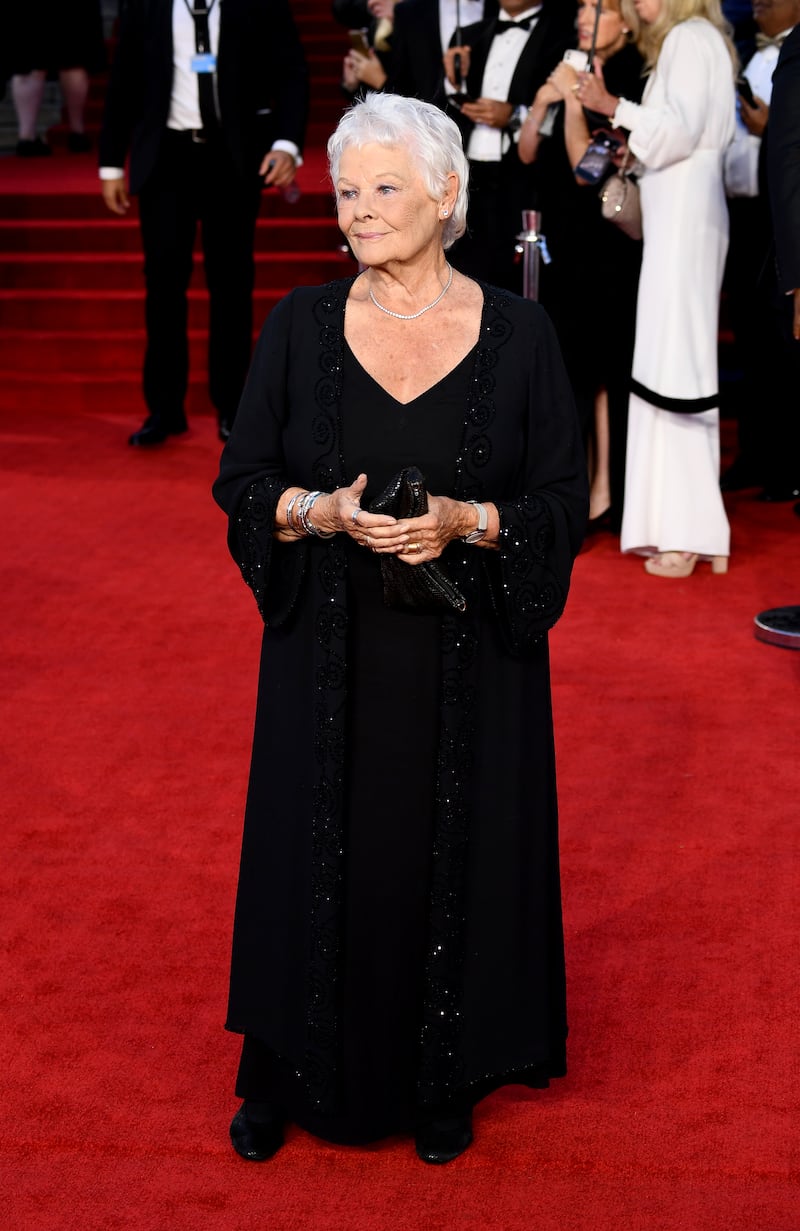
[
  {"left": 443, "top": 0, "right": 574, "bottom": 292},
  {"left": 767, "top": 20, "right": 800, "bottom": 516},
  {"left": 387, "top": 0, "right": 497, "bottom": 105},
  {"left": 99, "top": 0, "right": 308, "bottom": 445}
]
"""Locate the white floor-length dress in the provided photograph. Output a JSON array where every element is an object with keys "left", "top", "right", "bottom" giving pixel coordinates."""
[{"left": 614, "top": 19, "right": 736, "bottom": 559}]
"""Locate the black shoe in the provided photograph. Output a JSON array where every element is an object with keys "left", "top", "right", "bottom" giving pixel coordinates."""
[
  {"left": 128, "top": 415, "right": 188, "bottom": 446},
  {"left": 67, "top": 132, "right": 92, "bottom": 154},
  {"left": 218, "top": 416, "right": 234, "bottom": 442},
  {"left": 585, "top": 507, "right": 613, "bottom": 536},
  {"left": 16, "top": 137, "right": 52, "bottom": 158},
  {"left": 415, "top": 1113, "right": 473, "bottom": 1164},
  {"left": 794, "top": 502, "right": 800, "bottom": 519},
  {"left": 720, "top": 457, "right": 761, "bottom": 492},
  {"left": 229, "top": 1104, "right": 284, "bottom": 1162},
  {"left": 756, "top": 484, "right": 800, "bottom": 503}
]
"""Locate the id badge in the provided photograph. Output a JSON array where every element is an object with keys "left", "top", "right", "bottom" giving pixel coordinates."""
[{"left": 191, "top": 53, "right": 217, "bottom": 73}]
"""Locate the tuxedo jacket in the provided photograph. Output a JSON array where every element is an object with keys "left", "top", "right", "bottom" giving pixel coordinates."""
[
  {"left": 387, "top": 0, "right": 498, "bottom": 106},
  {"left": 99, "top": 0, "right": 309, "bottom": 192},
  {"left": 767, "top": 23, "right": 800, "bottom": 292},
  {"left": 451, "top": 3, "right": 573, "bottom": 161}
]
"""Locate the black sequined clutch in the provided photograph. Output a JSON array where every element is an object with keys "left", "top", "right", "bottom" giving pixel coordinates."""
[{"left": 368, "top": 467, "right": 466, "bottom": 613}]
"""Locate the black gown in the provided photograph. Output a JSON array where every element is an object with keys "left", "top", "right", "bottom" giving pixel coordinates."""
[
  {"left": 213, "top": 278, "right": 588, "bottom": 1146},
  {"left": 237, "top": 340, "right": 473, "bottom": 1142},
  {"left": 537, "top": 42, "right": 645, "bottom": 528}
]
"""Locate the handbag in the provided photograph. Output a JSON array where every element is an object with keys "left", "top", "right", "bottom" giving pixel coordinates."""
[
  {"left": 599, "top": 153, "right": 642, "bottom": 241},
  {"left": 368, "top": 467, "right": 467, "bottom": 613}
]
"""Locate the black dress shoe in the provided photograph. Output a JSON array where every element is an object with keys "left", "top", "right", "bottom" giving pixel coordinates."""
[
  {"left": 720, "top": 457, "right": 761, "bottom": 493},
  {"left": 756, "top": 484, "right": 800, "bottom": 503},
  {"left": 128, "top": 415, "right": 188, "bottom": 447},
  {"left": 585, "top": 507, "right": 613, "bottom": 536},
  {"left": 415, "top": 1113, "right": 473, "bottom": 1164},
  {"left": 229, "top": 1104, "right": 284, "bottom": 1162},
  {"left": 67, "top": 132, "right": 92, "bottom": 154},
  {"left": 16, "top": 137, "right": 52, "bottom": 158},
  {"left": 218, "top": 416, "right": 234, "bottom": 442}
]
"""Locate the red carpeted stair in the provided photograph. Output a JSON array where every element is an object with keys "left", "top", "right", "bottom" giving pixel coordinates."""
[{"left": 0, "top": 0, "right": 354, "bottom": 419}]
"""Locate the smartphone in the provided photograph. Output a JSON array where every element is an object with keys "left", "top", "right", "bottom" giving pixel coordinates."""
[
  {"left": 349, "top": 28, "right": 370, "bottom": 56},
  {"left": 574, "top": 130, "right": 623, "bottom": 184},
  {"left": 736, "top": 75, "right": 756, "bottom": 108},
  {"left": 563, "top": 48, "right": 589, "bottom": 72}
]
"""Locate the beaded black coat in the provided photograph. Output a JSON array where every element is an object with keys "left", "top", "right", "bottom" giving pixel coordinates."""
[{"left": 212, "top": 277, "right": 588, "bottom": 1116}]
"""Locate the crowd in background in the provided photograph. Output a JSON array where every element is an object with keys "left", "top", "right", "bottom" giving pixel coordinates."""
[
  {"left": 3, "top": 0, "right": 798, "bottom": 555},
  {"left": 336, "top": 0, "right": 800, "bottom": 570}
]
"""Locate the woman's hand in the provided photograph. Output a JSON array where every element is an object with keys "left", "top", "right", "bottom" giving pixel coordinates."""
[
  {"left": 576, "top": 61, "right": 619, "bottom": 119},
  {"left": 311, "top": 474, "right": 406, "bottom": 549},
  {"left": 344, "top": 48, "right": 388, "bottom": 89},
  {"left": 291, "top": 474, "right": 407, "bottom": 552},
  {"left": 395, "top": 495, "right": 499, "bottom": 562},
  {"left": 547, "top": 62, "right": 579, "bottom": 103}
]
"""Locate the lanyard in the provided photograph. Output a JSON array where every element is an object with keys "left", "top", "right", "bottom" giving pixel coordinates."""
[{"left": 182, "top": 0, "right": 218, "bottom": 56}]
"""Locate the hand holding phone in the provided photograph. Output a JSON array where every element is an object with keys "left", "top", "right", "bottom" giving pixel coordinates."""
[
  {"left": 574, "top": 129, "right": 623, "bottom": 184},
  {"left": 736, "top": 75, "right": 756, "bottom": 108},
  {"left": 349, "top": 28, "right": 371, "bottom": 57}
]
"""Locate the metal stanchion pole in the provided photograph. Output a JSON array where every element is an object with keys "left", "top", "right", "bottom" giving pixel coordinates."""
[{"left": 515, "top": 209, "right": 549, "bottom": 302}]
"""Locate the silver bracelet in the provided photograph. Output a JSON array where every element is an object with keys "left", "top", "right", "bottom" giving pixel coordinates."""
[
  {"left": 299, "top": 490, "right": 336, "bottom": 539},
  {"left": 285, "top": 490, "right": 304, "bottom": 532}
]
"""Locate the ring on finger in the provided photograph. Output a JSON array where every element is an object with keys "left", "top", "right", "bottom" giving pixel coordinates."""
[{"left": 351, "top": 506, "right": 361, "bottom": 524}]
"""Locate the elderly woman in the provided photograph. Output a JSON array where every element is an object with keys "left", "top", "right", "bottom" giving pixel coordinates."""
[
  {"left": 213, "top": 92, "right": 587, "bottom": 1165},
  {"left": 578, "top": 0, "right": 737, "bottom": 576}
]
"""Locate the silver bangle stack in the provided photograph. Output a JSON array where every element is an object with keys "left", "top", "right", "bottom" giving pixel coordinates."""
[{"left": 286, "top": 489, "right": 336, "bottom": 539}]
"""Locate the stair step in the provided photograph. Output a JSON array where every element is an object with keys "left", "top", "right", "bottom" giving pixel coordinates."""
[
  {"left": 0, "top": 215, "right": 342, "bottom": 253},
  {"left": 0, "top": 369, "right": 215, "bottom": 416},
  {"left": 0, "top": 249, "right": 352, "bottom": 289},
  {"left": 0, "top": 184, "right": 335, "bottom": 221},
  {"left": 0, "top": 328, "right": 262, "bottom": 372},
  {"left": 0, "top": 288, "right": 316, "bottom": 330}
]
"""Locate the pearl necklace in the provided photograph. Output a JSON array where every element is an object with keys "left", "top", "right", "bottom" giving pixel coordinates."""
[{"left": 367, "top": 263, "right": 454, "bottom": 320}]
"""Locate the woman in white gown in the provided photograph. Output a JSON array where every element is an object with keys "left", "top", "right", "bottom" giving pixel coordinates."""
[{"left": 578, "top": 0, "right": 737, "bottom": 577}]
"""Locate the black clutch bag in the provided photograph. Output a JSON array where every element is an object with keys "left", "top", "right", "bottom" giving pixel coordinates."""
[{"left": 368, "top": 467, "right": 466, "bottom": 613}]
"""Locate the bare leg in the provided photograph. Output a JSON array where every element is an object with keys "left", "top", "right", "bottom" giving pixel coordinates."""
[
  {"left": 589, "top": 387, "right": 612, "bottom": 521},
  {"left": 59, "top": 67, "right": 90, "bottom": 133},
  {"left": 11, "top": 71, "right": 47, "bottom": 140}
]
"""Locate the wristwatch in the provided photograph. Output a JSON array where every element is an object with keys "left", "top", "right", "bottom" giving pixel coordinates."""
[{"left": 462, "top": 500, "right": 488, "bottom": 544}]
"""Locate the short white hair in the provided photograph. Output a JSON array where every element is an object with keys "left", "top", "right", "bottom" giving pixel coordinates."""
[{"left": 327, "top": 92, "right": 469, "bottom": 250}]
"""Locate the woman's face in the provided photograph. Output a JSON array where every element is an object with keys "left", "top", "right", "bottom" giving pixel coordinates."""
[
  {"left": 632, "top": 0, "right": 662, "bottom": 23},
  {"left": 335, "top": 143, "right": 453, "bottom": 268},
  {"left": 577, "top": 1, "right": 627, "bottom": 54}
]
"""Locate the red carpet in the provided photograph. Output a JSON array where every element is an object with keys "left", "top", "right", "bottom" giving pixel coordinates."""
[
  {"left": 1, "top": 412, "right": 798, "bottom": 1231},
  {"left": 1, "top": 5, "right": 799, "bottom": 1223}
]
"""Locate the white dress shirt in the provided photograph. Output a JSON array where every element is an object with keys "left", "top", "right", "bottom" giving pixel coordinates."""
[
  {"left": 100, "top": 0, "right": 299, "bottom": 179},
  {"left": 722, "top": 28, "right": 791, "bottom": 198},
  {"left": 467, "top": 5, "right": 542, "bottom": 162}
]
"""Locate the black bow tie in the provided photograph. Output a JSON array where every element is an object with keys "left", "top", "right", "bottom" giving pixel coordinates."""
[{"left": 495, "top": 16, "right": 534, "bottom": 34}]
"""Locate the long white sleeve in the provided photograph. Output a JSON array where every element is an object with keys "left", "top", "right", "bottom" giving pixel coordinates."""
[{"left": 614, "top": 20, "right": 735, "bottom": 171}]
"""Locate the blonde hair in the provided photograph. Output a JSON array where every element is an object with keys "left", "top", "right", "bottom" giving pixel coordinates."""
[
  {"left": 638, "top": 0, "right": 737, "bottom": 72},
  {"left": 618, "top": 0, "right": 641, "bottom": 43}
]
